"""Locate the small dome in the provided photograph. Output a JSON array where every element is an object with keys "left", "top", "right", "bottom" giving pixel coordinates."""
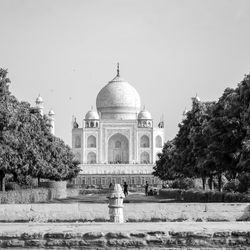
[
  {"left": 193, "top": 94, "right": 200, "bottom": 102},
  {"left": 85, "top": 110, "right": 99, "bottom": 120},
  {"left": 138, "top": 109, "right": 152, "bottom": 120},
  {"left": 48, "top": 109, "right": 55, "bottom": 116},
  {"left": 36, "top": 95, "right": 43, "bottom": 104}
]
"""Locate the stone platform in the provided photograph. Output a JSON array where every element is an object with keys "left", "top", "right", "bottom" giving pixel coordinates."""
[
  {"left": 0, "top": 202, "right": 249, "bottom": 223},
  {"left": 0, "top": 222, "right": 250, "bottom": 249}
]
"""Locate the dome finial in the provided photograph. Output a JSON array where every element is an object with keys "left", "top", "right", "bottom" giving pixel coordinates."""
[{"left": 116, "top": 62, "right": 120, "bottom": 77}]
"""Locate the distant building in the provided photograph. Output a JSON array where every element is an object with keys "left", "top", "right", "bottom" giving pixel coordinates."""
[{"left": 72, "top": 65, "right": 164, "bottom": 187}]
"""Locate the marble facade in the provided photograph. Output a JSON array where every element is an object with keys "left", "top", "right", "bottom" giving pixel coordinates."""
[{"left": 72, "top": 65, "right": 164, "bottom": 187}]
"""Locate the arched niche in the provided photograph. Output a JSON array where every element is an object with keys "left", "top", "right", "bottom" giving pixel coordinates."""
[
  {"left": 87, "top": 135, "right": 96, "bottom": 148},
  {"left": 115, "top": 140, "right": 121, "bottom": 148},
  {"left": 155, "top": 135, "right": 162, "bottom": 148},
  {"left": 155, "top": 152, "right": 160, "bottom": 161},
  {"left": 108, "top": 133, "right": 129, "bottom": 164},
  {"left": 140, "top": 151, "right": 150, "bottom": 164},
  {"left": 140, "top": 135, "right": 149, "bottom": 148},
  {"left": 75, "top": 135, "right": 81, "bottom": 148},
  {"left": 87, "top": 152, "right": 96, "bottom": 164}
]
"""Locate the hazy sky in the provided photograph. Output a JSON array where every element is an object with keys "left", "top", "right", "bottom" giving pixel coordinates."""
[{"left": 1, "top": 0, "right": 250, "bottom": 145}]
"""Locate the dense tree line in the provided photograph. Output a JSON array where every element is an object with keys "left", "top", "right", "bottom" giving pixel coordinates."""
[
  {"left": 153, "top": 73, "right": 250, "bottom": 192},
  {"left": 0, "top": 69, "right": 80, "bottom": 191}
]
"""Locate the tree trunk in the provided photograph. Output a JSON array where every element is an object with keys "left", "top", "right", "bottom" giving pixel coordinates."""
[
  {"left": 202, "top": 177, "right": 206, "bottom": 190},
  {"left": 38, "top": 177, "right": 41, "bottom": 187},
  {"left": 208, "top": 175, "right": 213, "bottom": 190},
  {"left": 0, "top": 170, "right": 6, "bottom": 192},
  {"left": 12, "top": 172, "right": 18, "bottom": 182},
  {"left": 218, "top": 174, "right": 222, "bottom": 192},
  {"left": 1, "top": 177, "right": 5, "bottom": 192}
]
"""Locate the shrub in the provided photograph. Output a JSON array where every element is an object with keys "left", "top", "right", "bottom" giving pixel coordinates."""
[
  {"left": 67, "top": 183, "right": 77, "bottom": 188},
  {"left": 223, "top": 192, "right": 250, "bottom": 202},
  {"left": 237, "top": 174, "right": 250, "bottom": 193},
  {"left": 223, "top": 179, "right": 240, "bottom": 193},
  {"left": 16, "top": 175, "right": 35, "bottom": 187},
  {"left": 185, "top": 190, "right": 207, "bottom": 202},
  {"left": 80, "top": 188, "right": 110, "bottom": 195},
  {"left": 5, "top": 182, "right": 21, "bottom": 191},
  {"left": 158, "top": 188, "right": 250, "bottom": 202},
  {"left": 0, "top": 188, "right": 56, "bottom": 204},
  {"left": 182, "top": 190, "right": 249, "bottom": 203},
  {"left": 66, "top": 188, "right": 79, "bottom": 197},
  {"left": 171, "top": 178, "right": 195, "bottom": 190},
  {"left": 207, "top": 191, "right": 224, "bottom": 202},
  {"left": 159, "top": 188, "right": 182, "bottom": 200}
]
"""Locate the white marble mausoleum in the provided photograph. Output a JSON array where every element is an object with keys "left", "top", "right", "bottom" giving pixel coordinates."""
[{"left": 72, "top": 65, "right": 164, "bottom": 187}]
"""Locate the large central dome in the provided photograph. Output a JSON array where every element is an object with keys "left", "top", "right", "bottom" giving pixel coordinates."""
[{"left": 96, "top": 65, "right": 141, "bottom": 120}]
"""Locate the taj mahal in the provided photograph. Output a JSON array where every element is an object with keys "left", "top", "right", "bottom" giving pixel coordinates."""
[{"left": 71, "top": 64, "right": 164, "bottom": 187}]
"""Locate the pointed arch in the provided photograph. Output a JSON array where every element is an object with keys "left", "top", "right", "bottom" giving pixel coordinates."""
[
  {"left": 140, "top": 151, "right": 150, "bottom": 164},
  {"left": 87, "top": 135, "right": 96, "bottom": 148},
  {"left": 140, "top": 135, "right": 149, "bottom": 148},
  {"left": 87, "top": 152, "right": 96, "bottom": 164},
  {"left": 155, "top": 135, "right": 162, "bottom": 148},
  {"left": 108, "top": 133, "right": 129, "bottom": 164},
  {"left": 75, "top": 135, "right": 81, "bottom": 148}
]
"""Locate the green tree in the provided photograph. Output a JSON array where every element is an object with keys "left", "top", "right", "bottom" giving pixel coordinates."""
[
  {"left": 173, "top": 98, "right": 215, "bottom": 189},
  {"left": 153, "top": 140, "right": 180, "bottom": 181},
  {"left": 0, "top": 69, "right": 80, "bottom": 191},
  {"left": 154, "top": 72, "right": 250, "bottom": 193},
  {"left": 204, "top": 86, "right": 245, "bottom": 190},
  {"left": 153, "top": 98, "right": 215, "bottom": 190}
]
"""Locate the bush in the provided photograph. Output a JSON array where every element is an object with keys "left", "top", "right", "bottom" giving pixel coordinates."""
[
  {"left": 224, "top": 192, "right": 250, "bottom": 202},
  {"left": 16, "top": 175, "right": 35, "bottom": 187},
  {"left": 39, "top": 181, "right": 67, "bottom": 199},
  {"left": 159, "top": 188, "right": 182, "bottom": 200},
  {"left": 5, "top": 182, "right": 21, "bottom": 191},
  {"left": 237, "top": 174, "right": 250, "bottom": 193},
  {"left": 0, "top": 188, "right": 56, "bottom": 204},
  {"left": 207, "top": 191, "right": 224, "bottom": 202},
  {"left": 80, "top": 188, "right": 110, "bottom": 195},
  {"left": 171, "top": 178, "right": 195, "bottom": 190},
  {"left": 158, "top": 188, "right": 250, "bottom": 202},
  {"left": 66, "top": 188, "right": 79, "bottom": 197},
  {"left": 182, "top": 189, "right": 206, "bottom": 202},
  {"left": 223, "top": 179, "right": 240, "bottom": 193}
]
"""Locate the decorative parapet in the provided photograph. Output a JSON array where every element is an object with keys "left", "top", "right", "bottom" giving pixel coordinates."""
[{"left": 79, "top": 164, "right": 154, "bottom": 175}]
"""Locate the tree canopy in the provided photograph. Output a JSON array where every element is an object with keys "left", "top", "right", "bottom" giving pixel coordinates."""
[
  {"left": 0, "top": 69, "right": 80, "bottom": 190},
  {"left": 153, "top": 73, "right": 250, "bottom": 192}
]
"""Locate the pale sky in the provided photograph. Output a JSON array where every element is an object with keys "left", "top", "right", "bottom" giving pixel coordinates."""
[{"left": 1, "top": 0, "right": 250, "bottom": 146}]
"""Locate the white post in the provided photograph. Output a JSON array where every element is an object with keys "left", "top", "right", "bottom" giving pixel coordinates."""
[{"left": 107, "top": 184, "right": 125, "bottom": 223}]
